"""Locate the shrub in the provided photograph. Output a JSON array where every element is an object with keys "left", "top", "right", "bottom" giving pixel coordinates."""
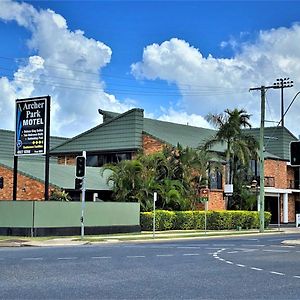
[{"left": 140, "top": 210, "right": 271, "bottom": 231}]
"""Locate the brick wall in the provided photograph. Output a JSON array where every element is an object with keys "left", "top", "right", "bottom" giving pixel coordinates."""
[
  {"left": 142, "top": 134, "right": 165, "bottom": 155},
  {"left": 288, "top": 194, "right": 296, "bottom": 222},
  {"left": 264, "top": 160, "right": 287, "bottom": 189},
  {"left": 0, "top": 165, "right": 52, "bottom": 200},
  {"left": 208, "top": 190, "right": 225, "bottom": 210}
]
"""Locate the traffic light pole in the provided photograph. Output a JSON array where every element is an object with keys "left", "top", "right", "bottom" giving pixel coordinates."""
[{"left": 81, "top": 151, "right": 86, "bottom": 240}]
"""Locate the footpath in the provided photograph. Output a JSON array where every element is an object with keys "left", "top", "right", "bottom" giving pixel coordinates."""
[{"left": 0, "top": 227, "right": 299, "bottom": 247}]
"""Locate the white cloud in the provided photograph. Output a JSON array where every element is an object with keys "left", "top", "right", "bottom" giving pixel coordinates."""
[
  {"left": 132, "top": 27, "right": 300, "bottom": 136},
  {"left": 158, "top": 107, "right": 211, "bottom": 128},
  {"left": 0, "top": 0, "right": 131, "bottom": 137}
]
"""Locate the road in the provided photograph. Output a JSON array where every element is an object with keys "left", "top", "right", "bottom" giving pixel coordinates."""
[{"left": 1, "top": 233, "right": 300, "bottom": 299}]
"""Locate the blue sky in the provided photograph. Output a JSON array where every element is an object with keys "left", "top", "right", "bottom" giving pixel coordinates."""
[{"left": 1, "top": 0, "right": 300, "bottom": 137}]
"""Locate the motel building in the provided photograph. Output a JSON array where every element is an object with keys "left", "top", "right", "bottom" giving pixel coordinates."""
[{"left": 0, "top": 108, "right": 300, "bottom": 224}]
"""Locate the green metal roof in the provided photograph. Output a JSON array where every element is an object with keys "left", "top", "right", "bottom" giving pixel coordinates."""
[
  {"left": 143, "top": 118, "right": 224, "bottom": 152},
  {"left": 0, "top": 158, "right": 112, "bottom": 191},
  {"left": 98, "top": 109, "right": 224, "bottom": 152},
  {"left": 51, "top": 108, "right": 144, "bottom": 154},
  {"left": 245, "top": 127, "right": 298, "bottom": 161}
]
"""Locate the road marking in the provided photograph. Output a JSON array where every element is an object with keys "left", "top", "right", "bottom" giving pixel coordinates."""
[
  {"left": 293, "top": 276, "right": 300, "bottom": 279},
  {"left": 225, "top": 261, "right": 233, "bottom": 264},
  {"left": 280, "top": 245, "right": 295, "bottom": 248},
  {"left": 126, "top": 256, "right": 145, "bottom": 258},
  {"left": 213, "top": 244, "right": 235, "bottom": 247},
  {"left": 156, "top": 254, "right": 174, "bottom": 257},
  {"left": 177, "top": 246, "right": 201, "bottom": 249},
  {"left": 251, "top": 267, "right": 263, "bottom": 271},
  {"left": 241, "top": 244, "right": 265, "bottom": 247},
  {"left": 236, "top": 264, "right": 246, "bottom": 268},
  {"left": 57, "top": 257, "right": 77, "bottom": 260},
  {"left": 91, "top": 256, "right": 111, "bottom": 259},
  {"left": 263, "top": 249, "right": 289, "bottom": 253},
  {"left": 22, "top": 257, "right": 43, "bottom": 261},
  {"left": 183, "top": 253, "right": 199, "bottom": 256},
  {"left": 270, "top": 271, "right": 285, "bottom": 276},
  {"left": 227, "top": 251, "right": 238, "bottom": 254},
  {"left": 206, "top": 247, "right": 224, "bottom": 250}
]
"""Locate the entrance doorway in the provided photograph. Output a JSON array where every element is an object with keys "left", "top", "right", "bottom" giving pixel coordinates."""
[{"left": 265, "top": 196, "right": 280, "bottom": 224}]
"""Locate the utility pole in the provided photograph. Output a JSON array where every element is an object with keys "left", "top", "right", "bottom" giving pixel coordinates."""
[
  {"left": 250, "top": 85, "right": 268, "bottom": 233},
  {"left": 273, "top": 78, "right": 293, "bottom": 127}
]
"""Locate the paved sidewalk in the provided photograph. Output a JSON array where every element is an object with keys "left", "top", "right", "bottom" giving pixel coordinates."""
[{"left": 1, "top": 227, "right": 299, "bottom": 247}]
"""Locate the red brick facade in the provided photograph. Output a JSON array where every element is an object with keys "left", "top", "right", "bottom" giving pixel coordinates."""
[
  {"left": 0, "top": 165, "right": 52, "bottom": 200},
  {"left": 264, "top": 159, "right": 299, "bottom": 223},
  {"left": 142, "top": 134, "right": 165, "bottom": 155}
]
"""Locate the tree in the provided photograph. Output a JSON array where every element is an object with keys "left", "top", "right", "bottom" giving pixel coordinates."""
[
  {"left": 205, "top": 108, "right": 259, "bottom": 209},
  {"left": 102, "top": 144, "right": 214, "bottom": 212}
]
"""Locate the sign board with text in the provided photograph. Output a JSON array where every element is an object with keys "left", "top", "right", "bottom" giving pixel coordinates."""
[
  {"left": 15, "top": 97, "right": 49, "bottom": 156},
  {"left": 200, "top": 188, "right": 210, "bottom": 202}
]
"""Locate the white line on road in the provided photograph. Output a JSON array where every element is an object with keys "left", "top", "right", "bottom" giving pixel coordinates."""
[
  {"left": 183, "top": 253, "right": 200, "bottom": 256},
  {"left": 293, "top": 276, "right": 300, "bottom": 279},
  {"left": 57, "top": 257, "right": 78, "bottom": 260},
  {"left": 212, "top": 244, "right": 235, "bottom": 247},
  {"left": 22, "top": 257, "right": 43, "bottom": 261},
  {"left": 241, "top": 244, "right": 265, "bottom": 247},
  {"left": 156, "top": 254, "right": 174, "bottom": 257},
  {"left": 91, "top": 256, "right": 111, "bottom": 259},
  {"left": 236, "top": 264, "right": 246, "bottom": 268},
  {"left": 177, "top": 246, "right": 201, "bottom": 249},
  {"left": 206, "top": 247, "right": 224, "bottom": 250},
  {"left": 227, "top": 251, "right": 238, "bottom": 254},
  {"left": 263, "top": 249, "right": 289, "bottom": 253},
  {"left": 225, "top": 261, "right": 233, "bottom": 264},
  {"left": 126, "top": 256, "right": 145, "bottom": 258},
  {"left": 270, "top": 271, "right": 285, "bottom": 276},
  {"left": 251, "top": 267, "right": 263, "bottom": 271}
]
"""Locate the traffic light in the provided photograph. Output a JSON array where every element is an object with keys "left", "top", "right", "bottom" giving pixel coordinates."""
[
  {"left": 290, "top": 141, "right": 300, "bottom": 166},
  {"left": 0, "top": 177, "right": 3, "bottom": 189},
  {"left": 75, "top": 178, "right": 83, "bottom": 190},
  {"left": 76, "top": 156, "right": 86, "bottom": 177}
]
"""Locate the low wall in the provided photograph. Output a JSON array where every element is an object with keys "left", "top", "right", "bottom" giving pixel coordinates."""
[{"left": 0, "top": 201, "right": 140, "bottom": 236}]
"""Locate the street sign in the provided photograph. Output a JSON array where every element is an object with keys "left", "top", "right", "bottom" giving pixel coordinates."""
[
  {"left": 15, "top": 97, "right": 49, "bottom": 156},
  {"left": 200, "top": 188, "right": 210, "bottom": 202}
]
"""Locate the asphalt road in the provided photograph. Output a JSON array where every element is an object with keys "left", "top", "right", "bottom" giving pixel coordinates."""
[{"left": 1, "top": 234, "right": 300, "bottom": 299}]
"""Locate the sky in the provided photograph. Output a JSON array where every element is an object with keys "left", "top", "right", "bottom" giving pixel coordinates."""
[{"left": 1, "top": 0, "right": 300, "bottom": 138}]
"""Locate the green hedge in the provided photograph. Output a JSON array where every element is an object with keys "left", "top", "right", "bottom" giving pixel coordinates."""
[{"left": 140, "top": 210, "right": 271, "bottom": 231}]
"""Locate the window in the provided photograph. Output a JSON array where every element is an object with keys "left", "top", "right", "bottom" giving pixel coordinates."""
[
  {"left": 209, "top": 169, "right": 222, "bottom": 190},
  {"left": 86, "top": 152, "right": 132, "bottom": 167}
]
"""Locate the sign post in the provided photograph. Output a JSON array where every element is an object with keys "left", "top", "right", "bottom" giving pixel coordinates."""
[
  {"left": 153, "top": 192, "right": 157, "bottom": 239},
  {"left": 14, "top": 96, "right": 50, "bottom": 200},
  {"left": 200, "top": 188, "right": 210, "bottom": 235}
]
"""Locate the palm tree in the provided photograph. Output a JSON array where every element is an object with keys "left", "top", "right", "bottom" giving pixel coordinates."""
[{"left": 205, "top": 108, "right": 258, "bottom": 208}]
